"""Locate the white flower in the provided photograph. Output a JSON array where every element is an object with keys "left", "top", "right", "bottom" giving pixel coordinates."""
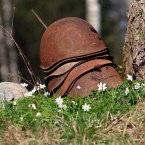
[
  {"left": 55, "top": 96, "right": 63, "bottom": 105},
  {"left": 127, "top": 74, "right": 133, "bottom": 81},
  {"left": 32, "top": 104, "right": 36, "bottom": 109},
  {"left": 125, "top": 87, "right": 129, "bottom": 95},
  {"left": 72, "top": 100, "right": 77, "bottom": 105},
  {"left": 29, "top": 104, "right": 36, "bottom": 110},
  {"left": 44, "top": 92, "right": 50, "bottom": 97},
  {"left": 20, "top": 116, "right": 23, "bottom": 121},
  {"left": 20, "top": 83, "right": 28, "bottom": 88},
  {"left": 82, "top": 103, "right": 91, "bottom": 112},
  {"left": 36, "top": 83, "right": 46, "bottom": 91},
  {"left": 31, "top": 87, "right": 37, "bottom": 94},
  {"left": 97, "top": 82, "right": 107, "bottom": 91},
  {"left": 62, "top": 104, "right": 67, "bottom": 110},
  {"left": 39, "top": 84, "right": 46, "bottom": 89},
  {"left": 24, "top": 92, "right": 33, "bottom": 97},
  {"left": 76, "top": 85, "right": 81, "bottom": 90},
  {"left": 35, "top": 112, "right": 41, "bottom": 117},
  {"left": 134, "top": 82, "right": 141, "bottom": 90},
  {"left": 13, "top": 100, "right": 17, "bottom": 105},
  {"left": 58, "top": 104, "right": 67, "bottom": 110}
]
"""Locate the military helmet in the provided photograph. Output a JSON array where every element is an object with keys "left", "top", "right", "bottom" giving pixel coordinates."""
[
  {"left": 40, "top": 17, "right": 122, "bottom": 97},
  {"left": 40, "top": 17, "right": 107, "bottom": 70}
]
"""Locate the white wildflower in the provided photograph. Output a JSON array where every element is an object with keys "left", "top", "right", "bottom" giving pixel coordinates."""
[
  {"left": 20, "top": 83, "right": 28, "bottom": 88},
  {"left": 58, "top": 104, "right": 62, "bottom": 108},
  {"left": 76, "top": 85, "right": 81, "bottom": 90},
  {"left": 20, "top": 116, "right": 23, "bottom": 121},
  {"left": 35, "top": 112, "right": 41, "bottom": 117},
  {"left": 127, "top": 74, "right": 133, "bottom": 81},
  {"left": 58, "top": 104, "right": 67, "bottom": 110},
  {"left": 35, "top": 83, "right": 46, "bottom": 91},
  {"left": 55, "top": 96, "right": 63, "bottom": 105},
  {"left": 97, "top": 82, "right": 107, "bottom": 91},
  {"left": 24, "top": 92, "right": 33, "bottom": 97},
  {"left": 32, "top": 104, "right": 36, "bottom": 109},
  {"left": 82, "top": 103, "right": 91, "bottom": 112},
  {"left": 44, "top": 92, "right": 50, "bottom": 97},
  {"left": 62, "top": 104, "right": 67, "bottom": 110},
  {"left": 125, "top": 87, "right": 129, "bottom": 95},
  {"left": 31, "top": 87, "right": 37, "bottom": 94},
  {"left": 39, "top": 84, "right": 46, "bottom": 89},
  {"left": 134, "top": 82, "right": 141, "bottom": 90},
  {"left": 72, "top": 100, "right": 77, "bottom": 105},
  {"left": 29, "top": 104, "right": 36, "bottom": 110},
  {"left": 13, "top": 100, "right": 17, "bottom": 106}
]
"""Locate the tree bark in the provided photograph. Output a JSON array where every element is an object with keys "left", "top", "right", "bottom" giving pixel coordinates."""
[
  {"left": 86, "top": 0, "right": 101, "bottom": 34},
  {"left": 123, "top": 0, "right": 145, "bottom": 80},
  {"left": 0, "top": 0, "right": 18, "bottom": 82}
]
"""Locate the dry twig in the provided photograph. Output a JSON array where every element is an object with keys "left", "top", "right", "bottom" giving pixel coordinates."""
[
  {"left": 0, "top": 25, "right": 40, "bottom": 85},
  {"left": 31, "top": 9, "right": 47, "bottom": 29}
]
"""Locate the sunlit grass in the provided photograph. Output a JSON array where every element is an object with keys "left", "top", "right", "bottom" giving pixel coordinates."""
[{"left": 0, "top": 79, "right": 145, "bottom": 144}]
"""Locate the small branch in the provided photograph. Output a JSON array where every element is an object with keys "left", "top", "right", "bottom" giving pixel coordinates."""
[
  {"left": 31, "top": 9, "right": 47, "bottom": 29},
  {"left": 0, "top": 25, "right": 40, "bottom": 85}
]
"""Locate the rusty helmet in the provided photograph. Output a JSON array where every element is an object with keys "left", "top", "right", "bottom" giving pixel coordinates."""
[
  {"left": 40, "top": 17, "right": 122, "bottom": 97},
  {"left": 40, "top": 17, "right": 107, "bottom": 71}
]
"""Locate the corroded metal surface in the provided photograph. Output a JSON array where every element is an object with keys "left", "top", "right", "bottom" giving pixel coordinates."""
[
  {"left": 40, "top": 17, "right": 122, "bottom": 97},
  {"left": 64, "top": 66, "right": 122, "bottom": 97},
  {"left": 40, "top": 17, "right": 107, "bottom": 70},
  {"left": 48, "top": 59, "right": 111, "bottom": 94},
  {"left": 55, "top": 59, "right": 113, "bottom": 96}
]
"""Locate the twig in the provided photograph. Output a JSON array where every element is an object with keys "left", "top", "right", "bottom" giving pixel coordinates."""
[
  {"left": 31, "top": 9, "right": 47, "bottom": 29},
  {"left": 103, "top": 117, "right": 123, "bottom": 133},
  {"left": 10, "top": 73, "right": 35, "bottom": 87},
  {"left": 0, "top": 25, "right": 40, "bottom": 85}
]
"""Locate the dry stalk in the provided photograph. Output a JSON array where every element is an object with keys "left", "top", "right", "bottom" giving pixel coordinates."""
[
  {"left": 104, "top": 117, "right": 123, "bottom": 133},
  {"left": 122, "top": 108, "right": 138, "bottom": 135},
  {"left": 0, "top": 25, "right": 40, "bottom": 86},
  {"left": 31, "top": 9, "right": 47, "bottom": 29},
  {"left": 11, "top": 74, "right": 35, "bottom": 86}
]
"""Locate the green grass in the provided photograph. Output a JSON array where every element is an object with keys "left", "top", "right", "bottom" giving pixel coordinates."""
[{"left": 0, "top": 80, "right": 145, "bottom": 144}]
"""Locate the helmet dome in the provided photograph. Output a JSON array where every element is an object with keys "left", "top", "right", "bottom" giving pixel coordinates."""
[{"left": 40, "top": 17, "right": 107, "bottom": 70}]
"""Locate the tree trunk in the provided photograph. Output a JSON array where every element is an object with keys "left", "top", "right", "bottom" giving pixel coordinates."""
[
  {"left": 86, "top": 0, "right": 101, "bottom": 34},
  {"left": 0, "top": 14, "right": 9, "bottom": 81},
  {"left": 0, "top": 0, "right": 18, "bottom": 82},
  {"left": 123, "top": 0, "right": 145, "bottom": 80}
]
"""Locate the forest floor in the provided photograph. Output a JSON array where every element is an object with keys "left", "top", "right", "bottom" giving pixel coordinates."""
[{"left": 0, "top": 79, "right": 145, "bottom": 145}]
